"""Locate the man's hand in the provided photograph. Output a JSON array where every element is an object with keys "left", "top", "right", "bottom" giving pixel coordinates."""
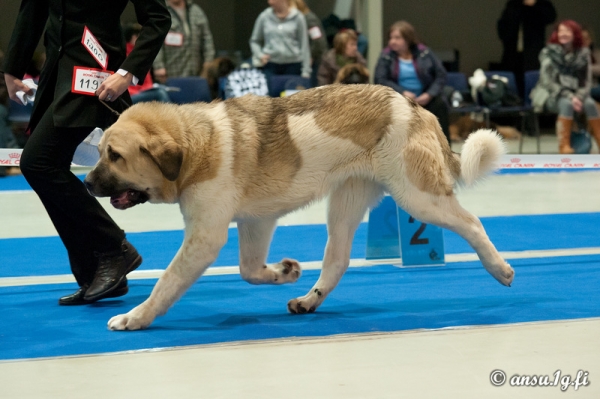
[
  {"left": 4, "top": 73, "right": 33, "bottom": 105},
  {"left": 95, "top": 72, "right": 132, "bottom": 102},
  {"left": 416, "top": 92, "right": 432, "bottom": 106},
  {"left": 154, "top": 67, "right": 167, "bottom": 84}
]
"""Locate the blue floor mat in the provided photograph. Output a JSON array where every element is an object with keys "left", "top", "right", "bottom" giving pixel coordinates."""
[
  {"left": 1, "top": 255, "right": 599, "bottom": 360},
  {"left": 1, "top": 213, "right": 599, "bottom": 278}
]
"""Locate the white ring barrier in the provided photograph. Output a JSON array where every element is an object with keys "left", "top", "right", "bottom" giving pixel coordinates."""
[
  {"left": 0, "top": 150, "right": 600, "bottom": 169},
  {"left": 3, "top": 151, "right": 600, "bottom": 169}
]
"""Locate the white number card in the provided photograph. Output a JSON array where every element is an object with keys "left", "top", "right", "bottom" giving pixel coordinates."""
[
  {"left": 308, "top": 26, "right": 322, "bottom": 40},
  {"left": 82, "top": 26, "right": 108, "bottom": 70},
  {"left": 165, "top": 32, "right": 184, "bottom": 47},
  {"left": 71, "top": 67, "right": 113, "bottom": 96}
]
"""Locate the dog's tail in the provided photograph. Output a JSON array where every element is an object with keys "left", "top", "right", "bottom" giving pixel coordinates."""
[{"left": 457, "top": 129, "right": 506, "bottom": 187}]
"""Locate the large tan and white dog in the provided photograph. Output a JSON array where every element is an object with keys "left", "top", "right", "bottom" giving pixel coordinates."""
[{"left": 84, "top": 84, "right": 514, "bottom": 331}]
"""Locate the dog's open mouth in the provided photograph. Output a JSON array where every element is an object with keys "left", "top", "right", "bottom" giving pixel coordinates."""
[{"left": 110, "top": 190, "right": 149, "bottom": 210}]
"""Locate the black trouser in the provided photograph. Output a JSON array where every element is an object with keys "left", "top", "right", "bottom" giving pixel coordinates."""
[
  {"left": 20, "top": 105, "right": 124, "bottom": 286},
  {"left": 424, "top": 95, "right": 450, "bottom": 144}
]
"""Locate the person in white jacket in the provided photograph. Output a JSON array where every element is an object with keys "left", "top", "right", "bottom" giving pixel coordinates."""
[{"left": 250, "top": 0, "right": 311, "bottom": 80}]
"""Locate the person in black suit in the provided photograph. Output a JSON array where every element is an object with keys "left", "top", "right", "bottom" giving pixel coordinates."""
[
  {"left": 1, "top": 0, "right": 171, "bottom": 305},
  {"left": 497, "top": 0, "right": 556, "bottom": 95}
]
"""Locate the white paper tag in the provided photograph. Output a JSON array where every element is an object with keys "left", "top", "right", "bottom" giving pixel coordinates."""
[
  {"left": 165, "top": 32, "right": 184, "bottom": 47},
  {"left": 82, "top": 26, "right": 108, "bottom": 70},
  {"left": 308, "top": 26, "right": 322, "bottom": 40},
  {"left": 71, "top": 67, "right": 113, "bottom": 96}
]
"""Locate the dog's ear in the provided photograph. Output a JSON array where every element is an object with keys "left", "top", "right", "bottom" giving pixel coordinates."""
[{"left": 140, "top": 139, "right": 183, "bottom": 181}]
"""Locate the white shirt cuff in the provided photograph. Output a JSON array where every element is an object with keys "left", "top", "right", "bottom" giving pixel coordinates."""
[{"left": 117, "top": 69, "right": 139, "bottom": 86}]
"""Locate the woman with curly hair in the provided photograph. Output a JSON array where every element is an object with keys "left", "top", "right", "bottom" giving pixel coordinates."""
[{"left": 531, "top": 20, "right": 600, "bottom": 153}]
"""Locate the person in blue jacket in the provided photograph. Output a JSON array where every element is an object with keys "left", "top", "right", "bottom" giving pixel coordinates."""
[{"left": 374, "top": 20, "right": 449, "bottom": 143}]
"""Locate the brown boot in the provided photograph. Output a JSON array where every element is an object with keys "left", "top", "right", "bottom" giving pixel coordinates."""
[
  {"left": 556, "top": 116, "right": 575, "bottom": 154},
  {"left": 588, "top": 118, "right": 600, "bottom": 153}
]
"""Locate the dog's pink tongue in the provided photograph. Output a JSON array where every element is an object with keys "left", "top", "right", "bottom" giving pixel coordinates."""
[{"left": 110, "top": 192, "right": 132, "bottom": 209}]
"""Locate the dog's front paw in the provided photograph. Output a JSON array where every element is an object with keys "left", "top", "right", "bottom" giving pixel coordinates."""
[
  {"left": 108, "top": 308, "right": 154, "bottom": 331},
  {"left": 287, "top": 298, "right": 316, "bottom": 314},
  {"left": 287, "top": 287, "right": 327, "bottom": 314}
]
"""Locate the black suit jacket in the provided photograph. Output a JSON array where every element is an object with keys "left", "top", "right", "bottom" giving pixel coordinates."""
[
  {"left": 497, "top": 0, "right": 556, "bottom": 71},
  {"left": 2, "top": 0, "right": 171, "bottom": 130}
]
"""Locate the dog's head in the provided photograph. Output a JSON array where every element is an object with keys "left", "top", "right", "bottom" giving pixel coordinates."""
[
  {"left": 84, "top": 104, "right": 183, "bottom": 210},
  {"left": 335, "top": 63, "right": 370, "bottom": 85}
]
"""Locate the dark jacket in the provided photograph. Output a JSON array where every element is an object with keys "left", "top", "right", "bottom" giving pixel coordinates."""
[
  {"left": 374, "top": 44, "right": 446, "bottom": 98},
  {"left": 497, "top": 0, "right": 556, "bottom": 71},
  {"left": 2, "top": 0, "right": 171, "bottom": 131}
]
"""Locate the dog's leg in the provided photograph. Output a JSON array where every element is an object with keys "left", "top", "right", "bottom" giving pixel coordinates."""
[
  {"left": 107, "top": 211, "right": 231, "bottom": 331},
  {"left": 238, "top": 217, "right": 301, "bottom": 285},
  {"left": 288, "top": 179, "right": 383, "bottom": 314},
  {"left": 393, "top": 188, "right": 514, "bottom": 286}
]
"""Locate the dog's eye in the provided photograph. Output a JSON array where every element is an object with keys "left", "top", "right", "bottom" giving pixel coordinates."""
[{"left": 108, "top": 148, "right": 122, "bottom": 162}]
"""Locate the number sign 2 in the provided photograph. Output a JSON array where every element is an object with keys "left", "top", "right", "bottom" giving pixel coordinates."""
[{"left": 366, "top": 196, "right": 445, "bottom": 267}]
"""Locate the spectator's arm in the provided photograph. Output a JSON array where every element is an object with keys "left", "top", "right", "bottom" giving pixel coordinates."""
[
  {"left": 534, "top": 0, "right": 557, "bottom": 25},
  {"left": 309, "top": 21, "right": 328, "bottom": 62},
  {"left": 497, "top": 1, "right": 522, "bottom": 43},
  {"left": 591, "top": 49, "right": 600, "bottom": 78},
  {"left": 317, "top": 58, "right": 335, "bottom": 86},
  {"left": 198, "top": 8, "right": 215, "bottom": 64},
  {"left": 249, "top": 15, "right": 266, "bottom": 63},
  {"left": 425, "top": 52, "right": 447, "bottom": 98},
  {"left": 538, "top": 49, "right": 569, "bottom": 99},
  {"left": 153, "top": 46, "right": 166, "bottom": 71},
  {"left": 575, "top": 54, "right": 593, "bottom": 100},
  {"left": 297, "top": 14, "right": 311, "bottom": 78},
  {"left": 374, "top": 54, "right": 405, "bottom": 94}
]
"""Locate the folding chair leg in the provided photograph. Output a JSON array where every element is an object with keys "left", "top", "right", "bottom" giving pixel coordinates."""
[
  {"left": 519, "top": 114, "right": 526, "bottom": 154},
  {"left": 534, "top": 114, "right": 541, "bottom": 154}
]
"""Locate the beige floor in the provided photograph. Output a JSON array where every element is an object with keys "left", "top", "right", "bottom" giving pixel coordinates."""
[{"left": 1, "top": 135, "right": 600, "bottom": 398}]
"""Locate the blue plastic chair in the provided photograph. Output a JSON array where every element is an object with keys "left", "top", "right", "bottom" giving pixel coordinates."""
[
  {"left": 445, "top": 72, "right": 483, "bottom": 114},
  {"left": 7, "top": 101, "right": 33, "bottom": 123},
  {"left": 268, "top": 75, "right": 311, "bottom": 97},
  {"left": 165, "top": 77, "right": 212, "bottom": 104},
  {"left": 482, "top": 70, "right": 540, "bottom": 154}
]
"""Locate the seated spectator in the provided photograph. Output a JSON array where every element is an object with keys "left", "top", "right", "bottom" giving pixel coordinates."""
[
  {"left": 124, "top": 23, "right": 170, "bottom": 104},
  {"left": 250, "top": 0, "right": 311, "bottom": 81},
  {"left": 318, "top": 29, "right": 367, "bottom": 86},
  {"left": 582, "top": 26, "right": 600, "bottom": 103},
  {"left": 153, "top": 0, "right": 215, "bottom": 83},
  {"left": 531, "top": 20, "right": 600, "bottom": 153},
  {"left": 374, "top": 20, "right": 450, "bottom": 143},
  {"left": 335, "top": 63, "right": 370, "bottom": 84}
]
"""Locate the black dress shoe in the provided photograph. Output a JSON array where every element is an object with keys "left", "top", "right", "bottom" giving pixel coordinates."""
[
  {"left": 59, "top": 278, "right": 129, "bottom": 306},
  {"left": 84, "top": 240, "right": 142, "bottom": 301}
]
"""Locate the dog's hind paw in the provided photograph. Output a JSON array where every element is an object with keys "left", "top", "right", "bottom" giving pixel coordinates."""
[
  {"left": 273, "top": 258, "right": 302, "bottom": 284},
  {"left": 489, "top": 263, "right": 515, "bottom": 287}
]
